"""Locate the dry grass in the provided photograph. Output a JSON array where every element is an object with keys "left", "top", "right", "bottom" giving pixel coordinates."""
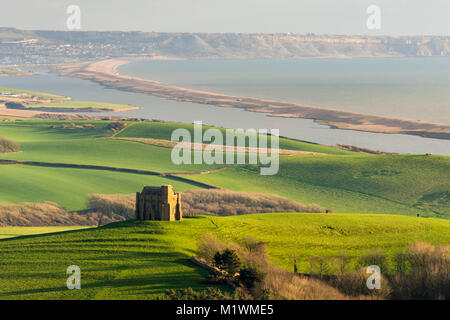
[
  {"left": 88, "top": 193, "right": 136, "bottom": 220},
  {"left": 0, "top": 137, "right": 19, "bottom": 153},
  {"left": 390, "top": 243, "right": 450, "bottom": 299},
  {"left": 313, "top": 243, "right": 450, "bottom": 299},
  {"left": 0, "top": 190, "right": 326, "bottom": 227},
  {"left": 85, "top": 189, "right": 326, "bottom": 221},
  {"left": 182, "top": 189, "right": 326, "bottom": 216},
  {"left": 0, "top": 202, "right": 98, "bottom": 226},
  {"left": 259, "top": 268, "right": 351, "bottom": 300},
  {"left": 0, "top": 199, "right": 133, "bottom": 227}
]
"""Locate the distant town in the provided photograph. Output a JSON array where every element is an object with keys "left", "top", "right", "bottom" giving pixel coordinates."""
[{"left": 0, "top": 27, "right": 449, "bottom": 65}]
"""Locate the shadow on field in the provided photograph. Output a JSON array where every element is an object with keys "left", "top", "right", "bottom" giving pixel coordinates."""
[{"left": 0, "top": 258, "right": 209, "bottom": 298}]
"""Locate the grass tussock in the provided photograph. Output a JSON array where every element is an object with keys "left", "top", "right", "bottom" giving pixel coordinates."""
[{"left": 0, "top": 137, "right": 19, "bottom": 153}]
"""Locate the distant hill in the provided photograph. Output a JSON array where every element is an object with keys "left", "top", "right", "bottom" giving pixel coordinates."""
[{"left": 0, "top": 27, "right": 449, "bottom": 64}]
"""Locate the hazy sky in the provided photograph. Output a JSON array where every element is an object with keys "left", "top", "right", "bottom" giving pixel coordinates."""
[{"left": 2, "top": 0, "right": 449, "bottom": 35}]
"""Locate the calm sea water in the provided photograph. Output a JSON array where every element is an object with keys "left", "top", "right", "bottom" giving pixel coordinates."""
[
  {"left": 1, "top": 63, "right": 449, "bottom": 155},
  {"left": 119, "top": 58, "right": 450, "bottom": 125}
]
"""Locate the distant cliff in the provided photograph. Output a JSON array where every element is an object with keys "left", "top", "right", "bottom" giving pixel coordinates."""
[{"left": 0, "top": 27, "right": 449, "bottom": 64}]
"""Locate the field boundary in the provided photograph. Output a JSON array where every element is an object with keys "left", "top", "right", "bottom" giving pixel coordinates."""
[{"left": 0, "top": 159, "right": 220, "bottom": 189}]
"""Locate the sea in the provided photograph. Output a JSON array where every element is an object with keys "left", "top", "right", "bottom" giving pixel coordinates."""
[{"left": 1, "top": 58, "right": 449, "bottom": 155}]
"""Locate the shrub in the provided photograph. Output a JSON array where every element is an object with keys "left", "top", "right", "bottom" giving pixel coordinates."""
[
  {"left": 0, "top": 137, "right": 19, "bottom": 153},
  {"left": 329, "top": 268, "right": 392, "bottom": 299},
  {"left": 86, "top": 189, "right": 327, "bottom": 224},
  {"left": 214, "top": 249, "right": 241, "bottom": 276},
  {"left": 182, "top": 189, "right": 327, "bottom": 216},
  {"left": 390, "top": 243, "right": 450, "bottom": 299},
  {"left": 238, "top": 266, "right": 265, "bottom": 289},
  {"left": 357, "top": 248, "right": 389, "bottom": 274},
  {"left": 258, "top": 267, "right": 350, "bottom": 300},
  {"left": 197, "top": 234, "right": 355, "bottom": 300},
  {"left": 161, "top": 287, "right": 234, "bottom": 300},
  {"left": 88, "top": 193, "right": 135, "bottom": 220},
  {"left": 197, "top": 233, "right": 243, "bottom": 265},
  {"left": 0, "top": 202, "right": 98, "bottom": 226},
  {"left": 309, "top": 256, "right": 333, "bottom": 279},
  {"left": 107, "top": 122, "right": 127, "bottom": 133}
]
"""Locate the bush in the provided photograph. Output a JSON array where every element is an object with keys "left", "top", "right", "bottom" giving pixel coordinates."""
[
  {"left": 0, "top": 202, "right": 99, "bottom": 226},
  {"left": 0, "top": 137, "right": 19, "bottom": 153},
  {"left": 107, "top": 122, "right": 127, "bottom": 133},
  {"left": 357, "top": 248, "right": 389, "bottom": 274},
  {"left": 238, "top": 266, "right": 265, "bottom": 289},
  {"left": 161, "top": 287, "right": 234, "bottom": 300},
  {"left": 86, "top": 189, "right": 327, "bottom": 225},
  {"left": 88, "top": 193, "right": 135, "bottom": 220},
  {"left": 390, "top": 243, "right": 450, "bottom": 299},
  {"left": 329, "top": 268, "right": 392, "bottom": 299},
  {"left": 197, "top": 233, "right": 243, "bottom": 265},
  {"left": 258, "top": 267, "right": 350, "bottom": 300},
  {"left": 182, "top": 189, "right": 327, "bottom": 216},
  {"left": 214, "top": 249, "right": 241, "bottom": 276}
]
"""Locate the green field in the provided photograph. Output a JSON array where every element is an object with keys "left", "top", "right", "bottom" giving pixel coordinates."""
[
  {"left": 0, "top": 120, "right": 449, "bottom": 217},
  {"left": 0, "top": 119, "right": 449, "bottom": 300},
  {"left": 0, "top": 213, "right": 448, "bottom": 299},
  {"left": 116, "top": 121, "right": 352, "bottom": 155},
  {"left": 0, "top": 226, "right": 91, "bottom": 239},
  {"left": 0, "top": 121, "right": 226, "bottom": 172},
  {"left": 0, "top": 165, "right": 200, "bottom": 211},
  {"left": 181, "top": 155, "right": 450, "bottom": 218}
]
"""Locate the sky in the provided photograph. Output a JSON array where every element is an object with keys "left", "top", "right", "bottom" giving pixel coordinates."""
[{"left": 1, "top": 0, "right": 449, "bottom": 35}]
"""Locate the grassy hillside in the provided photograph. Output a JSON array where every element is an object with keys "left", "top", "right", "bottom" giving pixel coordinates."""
[
  {"left": 0, "top": 120, "right": 448, "bottom": 217},
  {"left": 0, "top": 165, "right": 199, "bottom": 211},
  {"left": 181, "top": 154, "right": 450, "bottom": 218},
  {"left": 0, "top": 213, "right": 448, "bottom": 299},
  {"left": 0, "top": 226, "right": 90, "bottom": 239},
  {"left": 0, "top": 121, "right": 226, "bottom": 172},
  {"left": 117, "top": 122, "right": 352, "bottom": 155}
]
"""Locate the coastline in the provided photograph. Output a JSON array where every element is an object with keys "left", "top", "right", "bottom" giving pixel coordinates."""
[{"left": 51, "top": 58, "right": 450, "bottom": 140}]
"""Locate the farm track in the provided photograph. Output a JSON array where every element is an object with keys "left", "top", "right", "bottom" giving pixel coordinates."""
[{"left": 0, "top": 159, "right": 223, "bottom": 189}]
